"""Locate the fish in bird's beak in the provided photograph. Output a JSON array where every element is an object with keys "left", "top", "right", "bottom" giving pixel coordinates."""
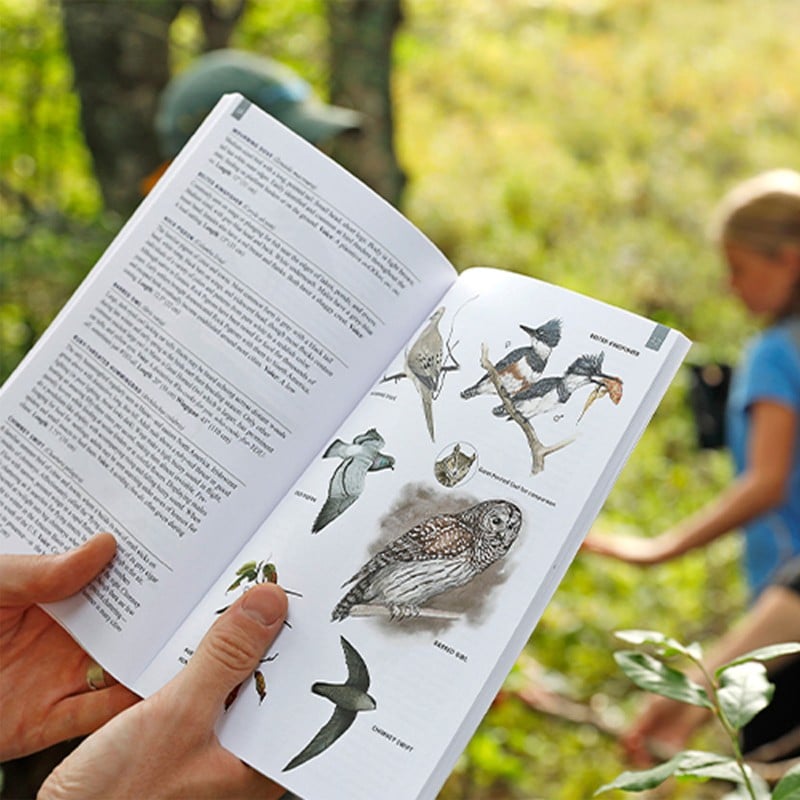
[{"left": 577, "top": 375, "right": 623, "bottom": 422}]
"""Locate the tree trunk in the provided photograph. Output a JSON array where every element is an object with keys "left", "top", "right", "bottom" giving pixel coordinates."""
[
  {"left": 325, "top": 0, "right": 405, "bottom": 208},
  {"left": 191, "top": 0, "right": 246, "bottom": 51},
  {"left": 61, "top": 0, "right": 183, "bottom": 215}
]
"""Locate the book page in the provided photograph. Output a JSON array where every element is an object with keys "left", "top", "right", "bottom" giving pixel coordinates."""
[
  {"left": 136, "top": 267, "right": 690, "bottom": 800},
  {"left": 0, "top": 94, "right": 455, "bottom": 683}
]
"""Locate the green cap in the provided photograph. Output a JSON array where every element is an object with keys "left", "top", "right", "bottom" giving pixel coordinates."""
[{"left": 156, "top": 49, "right": 363, "bottom": 157}]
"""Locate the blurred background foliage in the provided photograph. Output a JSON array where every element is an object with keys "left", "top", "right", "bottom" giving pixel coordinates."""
[{"left": 1, "top": 0, "right": 799, "bottom": 797}]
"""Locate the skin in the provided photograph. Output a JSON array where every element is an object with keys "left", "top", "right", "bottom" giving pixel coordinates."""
[
  {"left": 0, "top": 534, "right": 138, "bottom": 760},
  {"left": 0, "top": 534, "right": 289, "bottom": 799}
]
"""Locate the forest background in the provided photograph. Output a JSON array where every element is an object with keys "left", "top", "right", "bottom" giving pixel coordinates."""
[{"left": 1, "top": 0, "right": 799, "bottom": 798}]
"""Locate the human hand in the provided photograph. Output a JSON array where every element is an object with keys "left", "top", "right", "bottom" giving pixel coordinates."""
[
  {"left": 581, "top": 530, "right": 669, "bottom": 565},
  {"left": 39, "top": 581, "right": 289, "bottom": 800},
  {"left": 0, "top": 534, "right": 139, "bottom": 761}
]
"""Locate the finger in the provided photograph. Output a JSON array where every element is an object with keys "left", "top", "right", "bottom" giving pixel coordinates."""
[
  {"left": 179, "top": 583, "right": 287, "bottom": 728},
  {"left": 0, "top": 533, "right": 117, "bottom": 606}
]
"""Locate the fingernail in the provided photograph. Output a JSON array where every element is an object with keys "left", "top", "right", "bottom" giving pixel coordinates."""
[{"left": 241, "top": 585, "right": 286, "bottom": 627}]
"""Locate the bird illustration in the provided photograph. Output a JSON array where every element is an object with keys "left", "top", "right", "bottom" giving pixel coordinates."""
[
  {"left": 461, "top": 318, "right": 562, "bottom": 399},
  {"left": 283, "top": 636, "right": 376, "bottom": 771},
  {"left": 405, "top": 306, "right": 446, "bottom": 441},
  {"left": 313, "top": 428, "right": 395, "bottom": 533},
  {"left": 332, "top": 499, "right": 522, "bottom": 621},
  {"left": 492, "top": 352, "right": 617, "bottom": 421}
]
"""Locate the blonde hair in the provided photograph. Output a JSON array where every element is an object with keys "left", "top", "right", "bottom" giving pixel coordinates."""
[{"left": 710, "top": 168, "right": 800, "bottom": 255}]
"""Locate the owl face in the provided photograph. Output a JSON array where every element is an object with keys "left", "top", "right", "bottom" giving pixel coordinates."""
[
  {"left": 461, "top": 500, "right": 522, "bottom": 559},
  {"left": 481, "top": 501, "right": 521, "bottom": 545}
]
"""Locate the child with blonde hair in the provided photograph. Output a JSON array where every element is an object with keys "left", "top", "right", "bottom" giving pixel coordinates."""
[{"left": 584, "top": 168, "right": 800, "bottom": 761}]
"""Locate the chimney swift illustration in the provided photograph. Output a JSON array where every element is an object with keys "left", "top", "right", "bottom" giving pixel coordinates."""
[
  {"left": 312, "top": 428, "right": 395, "bottom": 533},
  {"left": 283, "top": 636, "right": 376, "bottom": 771}
]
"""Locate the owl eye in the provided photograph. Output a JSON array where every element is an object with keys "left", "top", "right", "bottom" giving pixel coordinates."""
[{"left": 490, "top": 516, "right": 502, "bottom": 526}]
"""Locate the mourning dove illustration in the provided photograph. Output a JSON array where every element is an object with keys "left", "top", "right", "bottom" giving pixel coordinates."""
[
  {"left": 405, "top": 306, "right": 445, "bottom": 441},
  {"left": 312, "top": 428, "right": 395, "bottom": 533},
  {"left": 283, "top": 636, "right": 376, "bottom": 771}
]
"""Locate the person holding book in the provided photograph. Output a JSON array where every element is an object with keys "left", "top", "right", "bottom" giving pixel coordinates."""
[
  {"left": 583, "top": 168, "right": 800, "bottom": 758},
  {"left": 0, "top": 534, "right": 289, "bottom": 799}
]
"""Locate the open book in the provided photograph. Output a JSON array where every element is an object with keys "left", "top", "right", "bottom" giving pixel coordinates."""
[{"left": 0, "top": 94, "right": 690, "bottom": 800}]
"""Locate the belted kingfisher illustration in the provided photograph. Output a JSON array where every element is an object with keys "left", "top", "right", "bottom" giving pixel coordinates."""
[
  {"left": 492, "top": 352, "right": 617, "bottom": 421},
  {"left": 461, "top": 318, "right": 562, "bottom": 400}
]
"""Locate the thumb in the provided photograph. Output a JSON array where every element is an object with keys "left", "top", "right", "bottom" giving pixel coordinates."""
[
  {"left": 179, "top": 583, "right": 288, "bottom": 727},
  {"left": 0, "top": 533, "right": 117, "bottom": 606}
]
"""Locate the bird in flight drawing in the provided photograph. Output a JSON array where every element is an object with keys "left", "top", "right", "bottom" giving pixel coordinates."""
[
  {"left": 283, "top": 636, "right": 376, "bottom": 771},
  {"left": 313, "top": 428, "right": 395, "bottom": 533}
]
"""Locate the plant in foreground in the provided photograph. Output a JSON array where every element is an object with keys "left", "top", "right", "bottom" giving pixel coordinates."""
[{"left": 594, "top": 630, "right": 800, "bottom": 799}]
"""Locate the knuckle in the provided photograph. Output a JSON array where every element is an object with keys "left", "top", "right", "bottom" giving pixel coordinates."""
[{"left": 207, "top": 623, "right": 259, "bottom": 673}]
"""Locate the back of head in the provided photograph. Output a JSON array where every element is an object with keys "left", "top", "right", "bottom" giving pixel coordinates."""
[
  {"left": 710, "top": 168, "right": 800, "bottom": 255},
  {"left": 156, "top": 49, "right": 362, "bottom": 158}
]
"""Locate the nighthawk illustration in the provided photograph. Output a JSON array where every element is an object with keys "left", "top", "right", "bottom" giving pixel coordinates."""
[
  {"left": 283, "top": 636, "right": 376, "bottom": 771},
  {"left": 332, "top": 499, "right": 522, "bottom": 621},
  {"left": 313, "top": 428, "right": 395, "bottom": 533},
  {"left": 461, "top": 318, "right": 562, "bottom": 399}
]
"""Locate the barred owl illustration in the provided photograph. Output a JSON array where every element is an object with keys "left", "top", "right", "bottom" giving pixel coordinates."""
[{"left": 331, "top": 499, "right": 522, "bottom": 621}]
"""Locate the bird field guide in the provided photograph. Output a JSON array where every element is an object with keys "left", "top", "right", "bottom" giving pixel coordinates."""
[{"left": 0, "top": 94, "right": 690, "bottom": 800}]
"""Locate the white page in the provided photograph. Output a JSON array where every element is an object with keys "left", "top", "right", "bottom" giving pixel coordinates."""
[
  {"left": 136, "top": 268, "right": 690, "bottom": 800},
  {"left": 0, "top": 94, "right": 455, "bottom": 684}
]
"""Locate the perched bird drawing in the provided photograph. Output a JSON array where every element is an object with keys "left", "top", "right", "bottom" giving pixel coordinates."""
[
  {"left": 283, "top": 636, "right": 376, "bottom": 771},
  {"left": 404, "top": 306, "right": 446, "bottom": 441},
  {"left": 332, "top": 499, "right": 522, "bottom": 621},
  {"left": 492, "top": 352, "right": 619, "bottom": 422},
  {"left": 313, "top": 428, "right": 395, "bottom": 533},
  {"left": 461, "top": 318, "right": 562, "bottom": 399}
]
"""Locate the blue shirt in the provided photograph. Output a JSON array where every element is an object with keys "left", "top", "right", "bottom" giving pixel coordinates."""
[{"left": 726, "top": 317, "right": 800, "bottom": 598}]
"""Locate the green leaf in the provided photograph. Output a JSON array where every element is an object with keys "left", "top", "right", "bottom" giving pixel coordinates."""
[
  {"left": 673, "top": 751, "right": 769, "bottom": 796},
  {"left": 615, "top": 629, "right": 703, "bottom": 660},
  {"left": 614, "top": 651, "right": 713, "bottom": 708},
  {"left": 772, "top": 761, "right": 800, "bottom": 800},
  {"left": 594, "top": 751, "right": 761, "bottom": 796},
  {"left": 594, "top": 753, "right": 685, "bottom": 794},
  {"left": 716, "top": 642, "right": 800, "bottom": 676},
  {"left": 717, "top": 662, "right": 773, "bottom": 730}
]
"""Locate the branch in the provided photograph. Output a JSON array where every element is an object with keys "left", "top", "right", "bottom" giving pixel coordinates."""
[
  {"left": 480, "top": 343, "right": 572, "bottom": 474},
  {"left": 348, "top": 604, "right": 460, "bottom": 620}
]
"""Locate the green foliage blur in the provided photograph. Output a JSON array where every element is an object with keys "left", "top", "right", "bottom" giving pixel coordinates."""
[{"left": 2, "top": 0, "right": 799, "bottom": 797}]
